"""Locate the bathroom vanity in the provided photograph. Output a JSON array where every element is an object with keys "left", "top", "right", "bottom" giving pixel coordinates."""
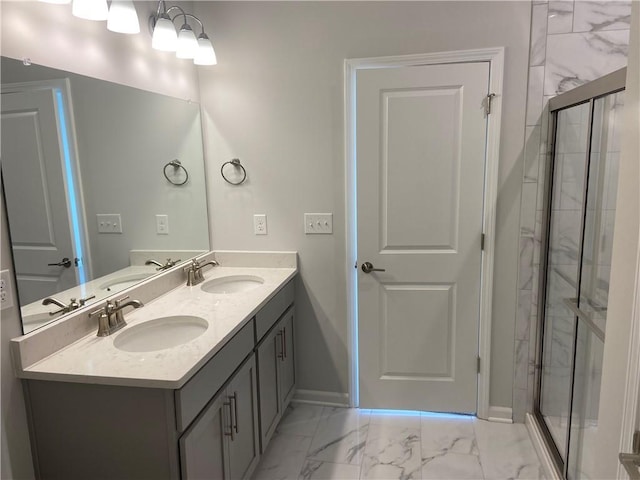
[{"left": 11, "top": 251, "right": 297, "bottom": 480}]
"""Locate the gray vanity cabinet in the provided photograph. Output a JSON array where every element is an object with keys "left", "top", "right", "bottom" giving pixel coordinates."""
[
  {"left": 256, "top": 303, "right": 296, "bottom": 452},
  {"left": 180, "top": 355, "right": 260, "bottom": 480},
  {"left": 23, "top": 278, "right": 295, "bottom": 480}
]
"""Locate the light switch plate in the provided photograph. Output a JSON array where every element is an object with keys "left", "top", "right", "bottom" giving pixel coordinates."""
[
  {"left": 1, "top": 269, "right": 14, "bottom": 310},
  {"left": 254, "top": 214, "right": 267, "bottom": 235},
  {"left": 156, "top": 214, "right": 169, "bottom": 235},
  {"left": 97, "top": 214, "right": 122, "bottom": 233},
  {"left": 304, "top": 213, "right": 333, "bottom": 234}
]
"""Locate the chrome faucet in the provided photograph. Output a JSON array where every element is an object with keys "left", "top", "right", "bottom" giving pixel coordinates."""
[
  {"left": 184, "top": 259, "right": 219, "bottom": 286},
  {"left": 89, "top": 296, "right": 144, "bottom": 337},
  {"left": 145, "top": 258, "right": 181, "bottom": 271},
  {"left": 42, "top": 295, "right": 96, "bottom": 316}
]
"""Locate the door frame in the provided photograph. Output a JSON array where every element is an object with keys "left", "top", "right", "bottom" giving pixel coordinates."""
[
  {"left": 1, "top": 79, "right": 93, "bottom": 283},
  {"left": 344, "top": 47, "right": 504, "bottom": 419}
]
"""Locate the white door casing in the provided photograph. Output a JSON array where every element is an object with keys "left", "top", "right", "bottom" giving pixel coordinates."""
[
  {"left": 1, "top": 80, "right": 89, "bottom": 305},
  {"left": 345, "top": 48, "right": 504, "bottom": 419}
]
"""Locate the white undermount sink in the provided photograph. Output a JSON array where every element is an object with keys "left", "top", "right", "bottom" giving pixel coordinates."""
[
  {"left": 113, "top": 316, "right": 208, "bottom": 353},
  {"left": 201, "top": 275, "right": 264, "bottom": 294},
  {"left": 99, "top": 273, "right": 154, "bottom": 292}
]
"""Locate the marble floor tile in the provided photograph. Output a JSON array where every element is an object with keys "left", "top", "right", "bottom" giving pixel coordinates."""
[
  {"left": 299, "top": 460, "right": 361, "bottom": 480},
  {"left": 253, "top": 434, "right": 313, "bottom": 480},
  {"left": 360, "top": 424, "right": 422, "bottom": 479},
  {"left": 306, "top": 408, "right": 371, "bottom": 465},
  {"left": 255, "top": 408, "right": 545, "bottom": 480},
  {"left": 420, "top": 415, "right": 478, "bottom": 456},
  {"left": 421, "top": 452, "right": 485, "bottom": 480},
  {"left": 474, "top": 420, "right": 544, "bottom": 480},
  {"left": 277, "top": 403, "right": 324, "bottom": 437}
]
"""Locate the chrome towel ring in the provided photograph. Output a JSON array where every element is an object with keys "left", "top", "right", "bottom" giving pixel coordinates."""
[
  {"left": 221, "top": 158, "right": 247, "bottom": 185},
  {"left": 163, "top": 159, "right": 189, "bottom": 186}
]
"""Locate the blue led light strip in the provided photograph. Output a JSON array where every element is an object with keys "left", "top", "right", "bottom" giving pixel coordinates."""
[{"left": 55, "top": 89, "right": 86, "bottom": 284}]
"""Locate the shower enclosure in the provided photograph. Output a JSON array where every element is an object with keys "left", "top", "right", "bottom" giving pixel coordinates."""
[{"left": 534, "top": 68, "right": 626, "bottom": 479}]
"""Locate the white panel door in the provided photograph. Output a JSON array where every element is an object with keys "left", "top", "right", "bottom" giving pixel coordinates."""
[
  {"left": 1, "top": 88, "right": 77, "bottom": 304},
  {"left": 356, "top": 62, "right": 490, "bottom": 413}
]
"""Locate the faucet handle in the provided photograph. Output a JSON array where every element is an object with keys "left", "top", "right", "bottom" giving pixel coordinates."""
[
  {"left": 89, "top": 307, "right": 110, "bottom": 337},
  {"left": 78, "top": 295, "right": 96, "bottom": 306}
]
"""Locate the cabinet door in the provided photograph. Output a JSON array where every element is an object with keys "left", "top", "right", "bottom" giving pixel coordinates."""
[
  {"left": 179, "top": 393, "right": 229, "bottom": 480},
  {"left": 279, "top": 308, "right": 296, "bottom": 407},
  {"left": 227, "top": 356, "right": 261, "bottom": 480},
  {"left": 257, "top": 325, "right": 283, "bottom": 451}
]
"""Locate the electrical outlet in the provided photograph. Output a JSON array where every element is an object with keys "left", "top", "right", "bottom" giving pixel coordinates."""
[
  {"left": 254, "top": 214, "right": 267, "bottom": 235},
  {"left": 97, "top": 214, "right": 123, "bottom": 233},
  {"left": 1, "top": 269, "right": 14, "bottom": 310},
  {"left": 156, "top": 214, "right": 169, "bottom": 235},
  {"left": 304, "top": 213, "right": 333, "bottom": 234}
]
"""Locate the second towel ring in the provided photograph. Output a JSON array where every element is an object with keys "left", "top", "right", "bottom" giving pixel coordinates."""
[
  {"left": 164, "top": 159, "right": 189, "bottom": 186},
  {"left": 221, "top": 158, "right": 247, "bottom": 185}
]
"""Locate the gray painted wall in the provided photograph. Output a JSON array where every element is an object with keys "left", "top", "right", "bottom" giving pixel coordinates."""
[{"left": 194, "top": 1, "right": 531, "bottom": 407}]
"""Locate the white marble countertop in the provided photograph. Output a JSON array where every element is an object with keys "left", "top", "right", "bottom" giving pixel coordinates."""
[{"left": 18, "top": 265, "right": 296, "bottom": 389}]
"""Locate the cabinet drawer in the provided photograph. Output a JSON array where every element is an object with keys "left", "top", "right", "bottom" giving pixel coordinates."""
[
  {"left": 176, "top": 321, "right": 254, "bottom": 432},
  {"left": 255, "top": 280, "right": 294, "bottom": 341}
]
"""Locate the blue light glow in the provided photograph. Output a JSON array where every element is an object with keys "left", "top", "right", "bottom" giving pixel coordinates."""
[
  {"left": 55, "top": 90, "right": 86, "bottom": 284},
  {"left": 369, "top": 409, "right": 474, "bottom": 420}
]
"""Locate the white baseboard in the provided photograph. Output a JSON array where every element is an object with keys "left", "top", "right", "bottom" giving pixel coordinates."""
[
  {"left": 293, "top": 389, "right": 350, "bottom": 407},
  {"left": 487, "top": 406, "right": 513, "bottom": 423},
  {"left": 525, "top": 413, "right": 563, "bottom": 480}
]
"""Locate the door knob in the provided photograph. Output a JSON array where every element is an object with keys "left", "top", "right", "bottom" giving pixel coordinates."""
[
  {"left": 361, "top": 262, "right": 386, "bottom": 274},
  {"left": 48, "top": 257, "right": 72, "bottom": 268}
]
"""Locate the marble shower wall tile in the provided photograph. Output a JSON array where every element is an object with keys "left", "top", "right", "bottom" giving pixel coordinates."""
[
  {"left": 548, "top": 0, "right": 574, "bottom": 34},
  {"left": 514, "top": 339, "right": 530, "bottom": 390},
  {"left": 573, "top": 1, "right": 632, "bottom": 32},
  {"left": 526, "top": 66, "right": 545, "bottom": 126},
  {"left": 525, "top": 126, "right": 543, "bottom": 183},
  {"left": 517, "top": 289, "right": 533, "bottom": 341},
  {"left": 517, "top": 0, "right": 629, "bottom": 426},
  {"left": 521, "top": 184, "right": 538, "bottom": 238},
  {"left": 530, "top": 3, "right": 549, "bottom": 66},
  {"left": 545, "top": 30, "right": 630, "bottom": 95}
]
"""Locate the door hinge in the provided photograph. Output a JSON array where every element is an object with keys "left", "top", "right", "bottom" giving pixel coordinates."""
[
  {"left": 484, "top": 93, "right": 496, "bottom": 116},
  {"left": 477, "top": 356, "right": 481, "bottom": 374},
  {"left": 481, "top": 233, "right": 485, "bottom": 251}
]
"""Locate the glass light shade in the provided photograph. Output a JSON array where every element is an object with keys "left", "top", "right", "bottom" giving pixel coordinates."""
[
  {"left": 194, "top": 34, "right": 217, "bottom": 66},
  {"left": 38, "top": 0, "right": 72, "bottom": 4},
  {"left": 107, "top": 0, "right": 140, "bottom": 34},
  {"left": 176, "top": 24, "right": 198, "bottom": 59},
  {"left": 72, "top": 0, "right": 108, "bottom": 21},
  {"left": 151, "top": 15, "right": 177, "bottom": 51}
]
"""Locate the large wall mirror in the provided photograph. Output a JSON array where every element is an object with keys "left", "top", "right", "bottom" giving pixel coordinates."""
[{"left": 1, "top": 56, "right": 210, "bottom": 334}]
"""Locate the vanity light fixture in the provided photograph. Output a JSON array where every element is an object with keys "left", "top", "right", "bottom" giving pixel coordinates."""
[
  {"left": 72, "top": 0, "right": 109, "bottom": 21},
  {"left": 107, "top": 0, "right": 140, "bottom": 34},
  {"left": 150, "top": 1, "right": 217, "bottom": 65}
]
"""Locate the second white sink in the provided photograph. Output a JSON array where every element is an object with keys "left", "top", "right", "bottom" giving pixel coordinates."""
[
  {"left": 201, "top": 275, "right": 264, "bottom": 294},
  {"left": 114, "top": 316, "right": 208, "bottom": 353}
]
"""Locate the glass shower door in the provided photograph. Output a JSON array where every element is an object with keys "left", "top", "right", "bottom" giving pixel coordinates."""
[{"left": 536, "top": 84, "right": 625, "bottom": 478}]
